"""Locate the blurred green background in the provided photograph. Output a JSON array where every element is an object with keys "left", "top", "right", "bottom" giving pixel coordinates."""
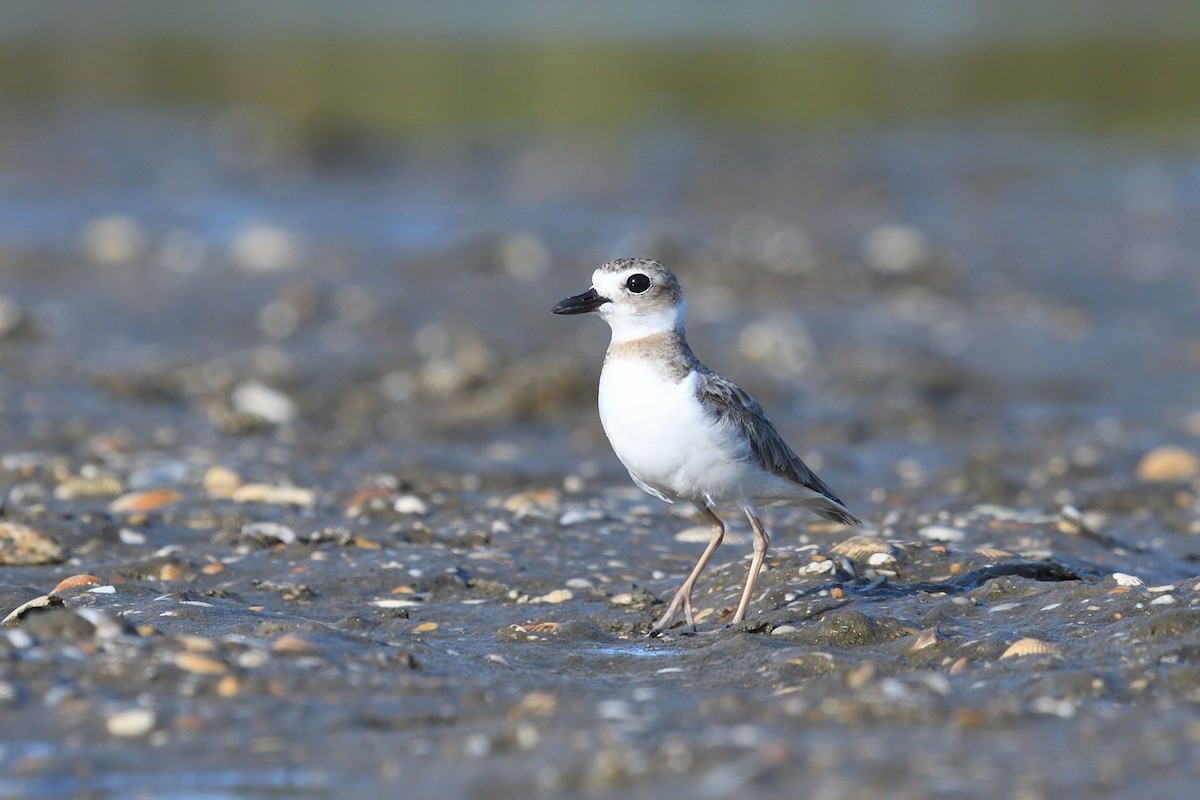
[{"left": 4, "top": 0, "right": 1200, "bottom": 142}]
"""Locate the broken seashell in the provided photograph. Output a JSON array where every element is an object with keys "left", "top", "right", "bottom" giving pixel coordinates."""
[
  {"left": 108, "top": 489, "right": 182, "bottom": 514},
  {"left": 910, "top": 628, "right": 939, "bottom": 651},
  {"left": 830, "top": 535, "right": 894, "bottom": 559},
  {"left": 919, "top": 525, "right": 966, "bottom": 543},
  {"left": 51, "top": 573, "right": 102, "bottom": 593},
  {"left": 2, "top": 594, "right": 65, "bottom": 626},
  {"left": 974, "top": 547, "right": 1012, "bottom": 560},
  {"left": 801, "top": 559, "right": 836, "bottom": 575},
  {"left": 231, "top": 483, "right": 315, "bottom": 507},
  {"left": 1000, "top": 637, "right": 1060, "bottom": 659},
  {"left": 55, "top": 474, "right": 123, "bottom": 500}
]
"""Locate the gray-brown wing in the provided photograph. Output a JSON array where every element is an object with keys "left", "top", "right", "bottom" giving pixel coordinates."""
[{"left": 695, "top": 367, "right": 860, "bottom": 525}]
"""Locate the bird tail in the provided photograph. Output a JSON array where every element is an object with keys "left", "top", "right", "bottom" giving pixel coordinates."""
[{"left": 808, "top": 495, "right": 862, "bottom": 526}]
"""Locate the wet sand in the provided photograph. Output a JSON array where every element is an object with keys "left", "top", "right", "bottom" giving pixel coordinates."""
[{"left": 1, "top": 109, "right": 1199, "bottom": 798}]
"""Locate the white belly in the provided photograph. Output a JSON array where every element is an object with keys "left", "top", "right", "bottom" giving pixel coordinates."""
[{"left": 598, "top": 360, "right": 750, "bottom": 504}]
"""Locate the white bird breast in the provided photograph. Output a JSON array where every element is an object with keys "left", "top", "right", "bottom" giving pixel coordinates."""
[{"left": 598, "top": 358, "right": 750, "bottom": 504}]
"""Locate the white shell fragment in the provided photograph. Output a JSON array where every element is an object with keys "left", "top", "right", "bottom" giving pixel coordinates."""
[
  {"left": 531, "top": 589, "right": 573, "bottom": 604},
  {"left": 867, "top": 552, "right": 896, "bottom": 567},
  {"left": 393, "top": 495, "right": 429, "bottom": 515},
  {"left": 801, "top": 560, "right": 836, "bottom": 576},
  {"left": 910, "top": 628, "right": 939, "bottom": 651},
  {"left": 241, "top": 522, "right": 296, "bottom": 545},
  {"left": 372, "top": 598, "right": 422, "bottom": 609},
  {"left": 2, "top": 594, "right": 64, "bottom": 626},
  {"left": 558, "top": 508, "right": 604, "bottom": 526},
  {"left": 105, "top": 708, "right": 157, "bottom": 738},
  {"left": 1110, "top": 573, "right": 1145, "bottom": 587},
  {"left": 918, "top": 525, "right": 966, "bottom": 543},
  {"left": 231, "top": 380, "right": 296, "bottom": 425}
]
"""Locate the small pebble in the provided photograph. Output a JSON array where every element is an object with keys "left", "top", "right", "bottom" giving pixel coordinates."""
[
  {"left": 516, "top": 691, "right": 558, "bottom": 716},
  {"left": 498, "top": 231, "right": 550, "bottom": 282},
  {"left": 532, "top": 589, "right": 573, "bottom": 604},
  {"left": 595, "top": 699, "right": 636, "bottom": 722},
  {"left": 82, "top": 214, "right": 149, "bottom": 265},
  {"left": 177, "top": 634, "right": 218, "bottom": 652},
  {"left": 1150, "top": 595, "right": 1177, "bottom": 606},
  {"left": 106, "top": 708, "right": 157, "bottom": 738},
  {"left": 502, "top": 488, "right": 559, "bottom": 514},
  {"left": 230, "top": 222, "right": 299, "bottom": 272},
  {"left": 216, "top": 675, "right": 242, "bottom": 697},
  {"left": 270, "top": 633, "right": 317, "bottom": 654},
  {"left": 863, "top": 223, "right": 929, "bottom": 274},
  {"left": 231, "top": 381, "right": 296, "bottom": 425},
  {"left": 119, "top": 528, "right": 148, "bottom": 545},
  {"left": 1136, "top": 446, "right": 1199, "bottom": 481},
  {"left": 203, "top": 466, "right": 243, "bottom": 498},
  {"left": 237, "top": 650, "right": 269, "bottom": 669},
  {"left": 174, "top": 652, "right": 229, "bottom": 676},
  {"left": 393, "top": 495, "right": 429, "bottom": 515}
]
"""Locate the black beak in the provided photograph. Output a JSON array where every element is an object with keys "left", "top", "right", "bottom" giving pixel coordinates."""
[{"left": 552, "top": 287, "right": 610, "bottom": 315}]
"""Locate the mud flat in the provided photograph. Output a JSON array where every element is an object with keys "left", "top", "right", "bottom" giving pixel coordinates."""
[{"left": 1, "top": 109, "right": 1199, "bottom": 798}]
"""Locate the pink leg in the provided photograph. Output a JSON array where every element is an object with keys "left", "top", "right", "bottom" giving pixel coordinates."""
[
  {"left": 732, "top": 505, "right": 771, "bottom": 623},
  {"left": 649, "top": 503, "right": 725, "bottom": 636}
]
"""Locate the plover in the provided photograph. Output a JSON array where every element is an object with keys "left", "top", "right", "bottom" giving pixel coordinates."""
[{"left": 553, "top": 258, "right": 860, "bottom": 635}]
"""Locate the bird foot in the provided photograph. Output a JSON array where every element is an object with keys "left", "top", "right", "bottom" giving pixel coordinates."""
[{"left": 648, "top": 587, "right": 696, "bottom": 637}]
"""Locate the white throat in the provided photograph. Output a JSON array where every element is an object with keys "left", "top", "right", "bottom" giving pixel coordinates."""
[{"left": 599, "top": 297, "right": 687, "bottom": 345}]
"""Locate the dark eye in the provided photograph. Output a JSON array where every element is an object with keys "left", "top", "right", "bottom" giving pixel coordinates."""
[{"left": 625, "top": 273, "right": 651, "bottom": 293}]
